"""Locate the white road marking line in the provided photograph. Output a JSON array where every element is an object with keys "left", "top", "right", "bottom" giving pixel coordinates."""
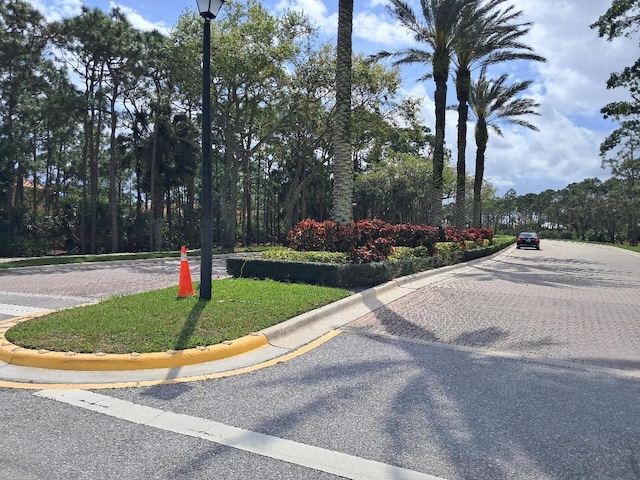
[
  {"left": 35, "top": 389, "right": 445, "bottom": 480},
  {"left": 0, "top": 303, "right": 49, "bottom": 317}
]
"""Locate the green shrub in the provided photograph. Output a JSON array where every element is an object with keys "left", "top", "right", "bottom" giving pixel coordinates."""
[
  {"left": 286, "top": 220, "right": 496, "bottom": 264},
  {"left": 226, "top": 258, "right": 392, "bottom": 288},
  {"left": 260, "top": 249, "right": 349, "bottom": 264},
  {"left": 434, "top": 242, "right": 463, "bottom": 265},
  {"left": 389, "top": 246, "right": 430, "bottom": 260},
  {"left": 228, "top": 231, "right": 510, "bottom": 289}
]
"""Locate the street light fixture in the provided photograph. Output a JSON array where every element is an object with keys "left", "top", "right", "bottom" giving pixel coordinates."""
[
  {"left": 197, "top": 0, "right": 224, "bottom": 300},
  {"left": 197, "top": 0, "right": 224, "bottom": 20}
]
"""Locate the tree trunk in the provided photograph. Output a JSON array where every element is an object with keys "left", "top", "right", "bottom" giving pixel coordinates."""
[
  {"left": 166, "top": 188, "right": 172, "bottom": 247},
  {"left": 454, "top": 67, "right": 471, "bottom": 229},
  {"left": 109, "top": 91, "right": 119, "bottom": 253},
  {"left": 431, "top": 54, "right": 448, "bottom": 227},
  {"left": 150, "top": 122, "right": 162, "bottom": 251},
  {"left": 472, "top": 120, "right": 488, "bottom": 228},
  {"left": 219, "top": 116, "right": 237, "bottom": 250},
  {"left": 331, "top": 0, "right": 354, "bottom": 225},
  {"left": 89, "top": 105, "right": 99, "bottom": 254},
  {"left": 80, "top": 104, "right": 90, "bottom": 254},
  {"left": 242, "top": 154, "right": 251, "bottom": 246},
  {"left": 186, "top": 175, "right": 195, "bottom": 246}
]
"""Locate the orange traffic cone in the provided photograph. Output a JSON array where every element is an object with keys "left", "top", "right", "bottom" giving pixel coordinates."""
[{"left": 177, "top": 246, "right": 195, "bottom": 298}]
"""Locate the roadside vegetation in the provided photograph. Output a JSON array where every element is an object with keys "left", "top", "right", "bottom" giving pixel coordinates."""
[{"left": 5, "top": 279, "right": 350, "bottom": 354}]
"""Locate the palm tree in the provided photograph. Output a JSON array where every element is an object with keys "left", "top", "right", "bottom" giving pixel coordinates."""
[
  {"left": 451, "top": 0, "right": 546, "bottom": 228},
  {"left": 332, "top": 0, "right": 354, "bottom": 224},
  {"left": 376, "top": 0, "right": 481, "bottom": 226},
  {"left": 469, "top": 66, "right": 541, "bottom": 227}
]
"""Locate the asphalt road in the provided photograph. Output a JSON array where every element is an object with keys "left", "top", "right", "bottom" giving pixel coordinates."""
[{"left": 1, "top": 241, "right": 640, "bottom": 479}]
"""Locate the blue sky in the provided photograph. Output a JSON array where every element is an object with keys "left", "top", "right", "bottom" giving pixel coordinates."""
[{"left": 26, "top": 0, "right": 637, "bottom": 197}]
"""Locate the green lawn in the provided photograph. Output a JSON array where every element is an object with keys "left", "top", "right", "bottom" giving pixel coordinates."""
[{"left": 5, "top": 278, "right": 350, "bottom": 354}]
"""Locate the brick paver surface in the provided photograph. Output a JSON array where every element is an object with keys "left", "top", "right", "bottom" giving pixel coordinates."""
[
  {"left": 0, "top": 255, "right": 237, "bottom": 299},
  {"left": 347, "top": 241, "right": 640, "bottom": 370}
]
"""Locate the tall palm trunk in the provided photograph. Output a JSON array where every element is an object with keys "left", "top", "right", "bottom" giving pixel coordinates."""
[
  {"left": 377, "top": 0, "right": 484, "bottom": 227},
  {"left": 332, "top": 0, "right": 354, "bottom": 225},
  {"left": 454, "top": 66, "right": 471, "bottom": 228},
  {"left": 472, "top": 118, "right": 488, "bottom": 227},
  {"left": 431, "top": 50, "right": 449, "bottom": 227}
]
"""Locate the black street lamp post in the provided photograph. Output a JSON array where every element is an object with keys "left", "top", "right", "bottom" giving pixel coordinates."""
[{"left": 196, "top": 0, "right": 224, "bottom": 300}]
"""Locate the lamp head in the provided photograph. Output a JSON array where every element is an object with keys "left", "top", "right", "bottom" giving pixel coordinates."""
[{"left": 196, "top": 0, "right": 224, "bottom": 20}]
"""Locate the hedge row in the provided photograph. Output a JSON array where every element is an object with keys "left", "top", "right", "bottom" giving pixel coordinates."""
[
  {"left": 227, "top": 237, "right": 513, "bottom": 289},
  {"left": 226, "top": 256, "right": 443, "bottom": 289},
  {"left": 286, "top": 219, "right": 494, "bottom": 263}
]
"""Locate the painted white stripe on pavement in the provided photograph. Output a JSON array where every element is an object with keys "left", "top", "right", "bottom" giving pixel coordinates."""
[
  {"left": 0, "top": 303, "right": 49, "bottom": 317},
  {"left": 35, "top": 389, "right": 445, "bottom": 480}
]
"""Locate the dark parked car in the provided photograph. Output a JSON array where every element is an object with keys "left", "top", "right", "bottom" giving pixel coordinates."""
[{"left": 516, "top": 232, "right": 540, "bottom": 249}]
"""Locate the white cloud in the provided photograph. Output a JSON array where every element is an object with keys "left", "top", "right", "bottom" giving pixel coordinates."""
[
  {"left": 275, "top": 0, "right": 335, "bottom": 34},
  {"left": 25, "top": 0, "right": 169, "bottom": 34},
  {"left": 274, "top": 0, "right": 413, "bottom": 48},
  {"left": 483, "top": 111, "right": 610, "bottom": 195},
  {"left": 108, "top": 2, "right": 170, "bottom": 34},
  {"left": 481, "top": 0, "right": 631, "bottom": 194},
  {"left": 354, "top": 11, "right": 414, "bottom": 48},
  {"left": 515, "top": 0, "right": 636, "bottom": 121},
  {"left": 25, "top": 0, "right": 83, "bottom": 21}
]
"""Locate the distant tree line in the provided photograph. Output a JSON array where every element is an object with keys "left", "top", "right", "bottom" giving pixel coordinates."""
[{"left": 484, "top": 179, "right": 634, "bottom": 244}]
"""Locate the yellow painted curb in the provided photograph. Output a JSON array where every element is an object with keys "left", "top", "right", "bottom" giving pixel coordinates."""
[
  {"left": 0, "top": 316, "right": 269, "bottom": 371},
  {"left": 0, "top": 330, "right": 342, "bottom": 390}
]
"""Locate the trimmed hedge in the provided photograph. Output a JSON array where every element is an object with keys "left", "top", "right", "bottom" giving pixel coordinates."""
[
  {"left": 227, "top": 238, "right": 514, "bottom": 288},
  {"left": 461, "top": 240, "right": 507, "bottom": 261},
  {"left": 226, "top": 258, "right": 396, "bottom": 288}
]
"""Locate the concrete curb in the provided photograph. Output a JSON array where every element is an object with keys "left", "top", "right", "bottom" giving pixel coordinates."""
[{"left": 0, "top": 316, "right": 268, "bottom": 371}]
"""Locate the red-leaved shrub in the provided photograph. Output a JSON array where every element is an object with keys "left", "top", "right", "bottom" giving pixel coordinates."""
[
  {"left": 395, "top": 224, "right": 440, "bottom": 255},
  {"left": 287, "top": 220, "right": 494, "bottom": 263},
  {"left": 287, "top": 220, "right": 339, "bottom": 251}
]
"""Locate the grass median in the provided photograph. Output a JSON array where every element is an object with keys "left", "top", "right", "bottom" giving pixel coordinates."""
[{"left": 5, "top": 278, "right": 350, "bottom": 354}]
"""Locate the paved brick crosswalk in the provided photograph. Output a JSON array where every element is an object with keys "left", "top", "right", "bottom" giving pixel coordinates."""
[{"left": 0, "top": 291, "right": 94, "bottom": 322}]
